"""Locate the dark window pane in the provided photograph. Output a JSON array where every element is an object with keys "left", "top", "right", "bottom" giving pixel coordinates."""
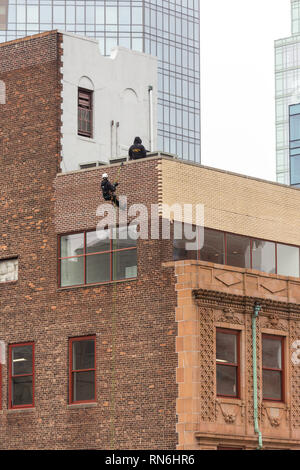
[
  {"left": 173, "top": 238, "right": 197, "bottom": 261},
  {"left": 73, "top": 371, "right": 95, "bottom": 402},
  {"left": 226, "top": 233, "right": 250, "bottom": 268},
  {"left": 252, "top": 239, "right": 276, "bottom": 274},
  {"left": 262, "top": 337, "right": 282, "bottom": 369},
  {"left": 61, "top": 257, "right": 84, "bottom": 287},
  {"left": 86, "top": 253, "right": 110, "bottom": 284},
  {"left": 216, "top": 331, "right": 237, "bottom": 364},
  {"left": 12, "top": 376, "right": 33, "bottom": 406},
  {"left": 112, "top": 249, "right": 137, "bottom": 280},
  {"left": 12, "top": 345, "right": 33, "bottom": 376},
  {"left": 200, "top": 228, "right": 224, "bottom": 264},
  {"left": 216, "top": 365, "right": 237, "bottom": 397},
  {"left": 72, "top": 340, "right": 95, "bottom": 371},
  {"left": 87, "top": 230, "right": 110, "bottom": 254},
  {"left": 61, "top": 233, "right": 84, "bottom": 258},
  {"left": 173, "top": 221, "right": 198, "bottom": 260},
  {"left": 263, "top": 370, "right": 282, "bottom": 400}
]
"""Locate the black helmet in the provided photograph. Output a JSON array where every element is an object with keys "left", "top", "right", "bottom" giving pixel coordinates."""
[{"left": 134, "top": 136, "right": 142, "bottom": 144}]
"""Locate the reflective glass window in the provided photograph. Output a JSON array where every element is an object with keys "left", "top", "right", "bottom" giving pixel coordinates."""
[{"left": 226, "top": 234, "right": 250, "bottom": 269}]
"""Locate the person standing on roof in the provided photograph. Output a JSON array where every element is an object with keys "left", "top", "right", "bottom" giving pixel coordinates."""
[
  {"left": 128, "top": 136, "right": 147, "bottom": 160},
  {"left": 101, "top": 173, "right": 120, "bottom": 207}
]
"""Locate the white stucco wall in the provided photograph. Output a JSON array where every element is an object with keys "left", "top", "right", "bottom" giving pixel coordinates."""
[{"left": 60, "top": 32, "right": 158, "bottom": 172}]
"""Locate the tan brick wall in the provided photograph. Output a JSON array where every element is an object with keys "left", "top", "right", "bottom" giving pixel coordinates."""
[{"left": 161, "top": 158, "right": 300, "bottom": 246}]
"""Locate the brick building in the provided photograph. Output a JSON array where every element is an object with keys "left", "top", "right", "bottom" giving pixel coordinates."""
[{"left": 0, "top": 31, "right": 300, "bottom": 450}]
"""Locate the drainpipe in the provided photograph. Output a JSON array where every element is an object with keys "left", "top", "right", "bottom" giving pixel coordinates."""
[
  {"left": 148, "top": 85, "right": 154, "bottom": 152},
  {"left": 110, "top": 120, "right": 115, "bottom": 159},
  {"left": 252, "top": 301, "right": 263, "bottom": 450},
  {"left": 116, "top": 122, "right": 119, "bottom": 159}
]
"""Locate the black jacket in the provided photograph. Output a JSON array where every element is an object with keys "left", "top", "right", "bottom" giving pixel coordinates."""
[
  {"left": 129, "top": 137, "right": 147, "bottom": 160},
  {"left": 101, "top": 179, "right": 117, "bottom": 198}
]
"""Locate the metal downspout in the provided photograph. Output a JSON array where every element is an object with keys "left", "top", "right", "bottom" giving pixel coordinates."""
[{"left": 252, "top": 301, "right": 263, "bottom": 450}]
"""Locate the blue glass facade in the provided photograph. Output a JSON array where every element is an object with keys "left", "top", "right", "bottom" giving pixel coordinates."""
[
  {"left": 289, "top": 103, "right": 300, "bottom": 187},
  {"left": 0, "top": 0, "right": 201, "bottom": 163}
]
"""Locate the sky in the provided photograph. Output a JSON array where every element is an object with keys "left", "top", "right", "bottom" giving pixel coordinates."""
[{"left": 200, "top": 0, "right": 291, "bottom": 181}]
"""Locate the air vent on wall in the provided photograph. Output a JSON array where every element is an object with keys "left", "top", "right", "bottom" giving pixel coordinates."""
[{"left": 79, "top": 161, "right": 106, "bottom": 170}]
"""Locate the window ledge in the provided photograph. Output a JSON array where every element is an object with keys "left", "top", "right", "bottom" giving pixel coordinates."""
[
  {"left": 57, "top": 277, "right": 137, "bottom": 292},
  {"left": 7, "top": 407, "right": 35, "bottom": 413},
  {"left": 67, "top": 403, "right": 97, "bottom": 410},
  {"left": 0, "top": 281, "right": 18, "bottom": 287},
  {"left": 262, "top": 401, "right": 287, "bottom": 409},
  {"left": 216, "top": 397, "right": 243, "bottom": 405},
  {"left": 77, "top": 136, "right": 96, "bottom": 143}
]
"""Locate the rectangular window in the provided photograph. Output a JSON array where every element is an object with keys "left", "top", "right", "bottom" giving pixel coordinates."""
[
  {"left": 9, "top": 343, "right": 34, "bottom": 409},
  {"left": 200, "top": 228, "right": 225, "bottom": 265},
  {"left": 262, "top": 335, "right": 284, "bottom": 402},
  {"left": 69, "top": 336, "right": 96, "bottom": 404},
  {"left": 277, "top": 243, "right": 300, "bottom": 277},
  {"left": 216, "top": 329, "right": 240, "bottom": 398},
  {"left": 0, "top": 257, "right": 18, "bottom": 283},
  {"left": 252, "top": 239, "right": 276, "bottom": 274},
  {"left": 226, "top": 233, "right": 250, "bottom": 269},
  {"left": 59, "top": 226, "right": 137, "bottom": 287},
  {"left": 78, "top": 88, "right": 93, "bottom": 138}
]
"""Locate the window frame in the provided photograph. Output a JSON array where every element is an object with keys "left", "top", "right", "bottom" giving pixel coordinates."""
[
  {"left": 69, "top": 335, "right": 96, "bottom": 405},
  {"left": 78, "top": 87, "right": 93, "bottom": 138},
  {"left": 216, "top": 328, "right": 240, "bottom": 399},
  {"left": 8, "top": 342, "right": 35, "bottom": 410},
  {"left": 0, "top": 256, "right": 19, "bottom": 284},
  {"left": 58, "top": 227, "right": 138, "bottom": 288},
  {"left": 173, "top": 225, "right": 300, "bottom": 278},
  {"left": 262, "top": 334, "right": 285, "bottom": 403}
]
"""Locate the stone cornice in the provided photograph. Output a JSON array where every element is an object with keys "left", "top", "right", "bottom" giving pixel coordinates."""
[{"left": 193, "top": 288, "right": 300, "bottom": 317}]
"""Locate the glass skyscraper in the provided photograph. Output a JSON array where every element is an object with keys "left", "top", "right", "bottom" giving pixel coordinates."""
[
  {"left": 0, "top": 0, "right": 200, "bottom": 163},
  {"left": 275, "top": 0, "right": 300, "bottom": 186}
]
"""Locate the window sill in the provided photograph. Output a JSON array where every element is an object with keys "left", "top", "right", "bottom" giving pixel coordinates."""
[
  {"left": 77, "top": 135, "right": 96, "bottom": 143},
  {"left": 0, "top": 281, "right": 18, "bottom": 287},
  {"left": 57, "top": 277, "right": 137, "bottom": 291},
  {"left": 7, "top": 407, "right": 35, "bottom": 413},
  {"left": 67, "top": 403, "right": 97, "bottom": 410},
  {"left": 216, "top": 397, "right": 242, "bottom": 404},
  {"left": 262, "top": 400, "right": 286, "bottom": 408}
]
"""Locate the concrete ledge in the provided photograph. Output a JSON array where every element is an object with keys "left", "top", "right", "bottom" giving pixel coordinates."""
[
  {"left": 67, "top": 403, "right": 97, "bottom": 410},
  {"left": 7, "top": 407, "right": 35, "bottom": 413}
]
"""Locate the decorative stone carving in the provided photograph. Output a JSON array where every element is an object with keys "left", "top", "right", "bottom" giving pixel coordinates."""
[
  {"left": 215, "top": 272, "right": 242, "bottom": 287},
  {"left": 199, "top": 307, "right": 216, "bottom": 422},
  {"left": 216, "top": 401, "right": 237, "bottom": 424},
  {"left": 215, "top": 307, "right": 244, "bottom": 325},
  {"left": 260, "top": 279, "right": 286, "bottom": 294},
  {"left": 262, "top": 405, "right": 283, "bottom": 428},
  {"left": 261, "top": 314, "right": 287, "bottom": 331}
]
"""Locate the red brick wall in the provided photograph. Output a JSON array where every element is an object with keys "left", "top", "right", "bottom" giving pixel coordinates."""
[{"left": 0, "top": 31, "right": 177, "bottom": 448}]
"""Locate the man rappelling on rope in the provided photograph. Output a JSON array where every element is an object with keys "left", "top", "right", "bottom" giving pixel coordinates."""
[{"left": 101, "top": 173, "right": 120, "bottom": 208}]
